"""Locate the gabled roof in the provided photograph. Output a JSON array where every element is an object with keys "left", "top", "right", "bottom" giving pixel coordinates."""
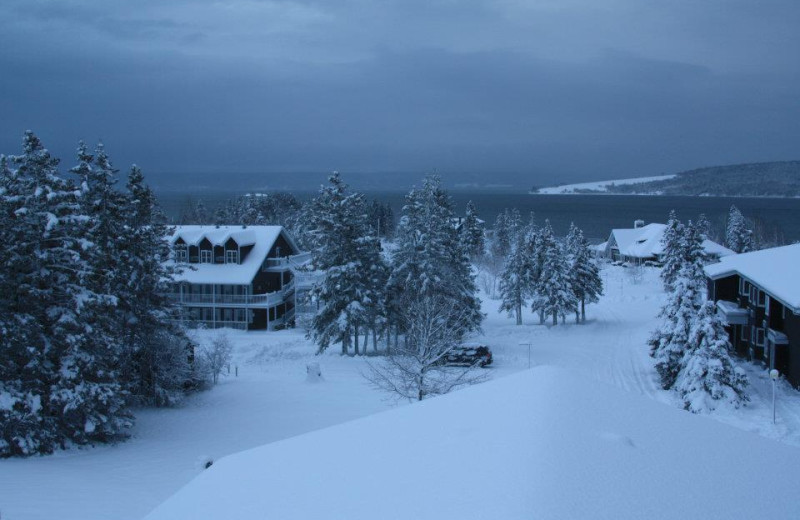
[
  {"left": 704, "top": 243, "right": 800, "bottom": 312},
  {"left": 609, "top": 223, "right": 733, "bottom": 259},
  {"left": 169, "top": 225, "right": 295, "bottom": 285}
]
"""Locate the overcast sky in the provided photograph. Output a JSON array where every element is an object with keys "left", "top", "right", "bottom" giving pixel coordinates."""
[{"left": 1, "top": 0, "right": 798, "bottom": 185}]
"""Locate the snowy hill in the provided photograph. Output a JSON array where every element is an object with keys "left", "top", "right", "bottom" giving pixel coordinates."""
[
  {"left": 145, "top": 366, "right": 800, "bottom": 520},
  {"left": 536, "top": 175, "right": 676, "bottom": 195}
]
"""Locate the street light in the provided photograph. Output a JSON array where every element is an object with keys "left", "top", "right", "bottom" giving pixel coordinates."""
[
  {"left": 519, "top": 342, "right": 531, "bottom": 369},
  {"left": 770, "top": 369, "right": 780, "bottom": 424}
]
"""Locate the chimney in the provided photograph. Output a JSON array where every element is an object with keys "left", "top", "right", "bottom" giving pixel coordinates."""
[{"left": 634, "top": 219, "right": 645, "bottom": 229}]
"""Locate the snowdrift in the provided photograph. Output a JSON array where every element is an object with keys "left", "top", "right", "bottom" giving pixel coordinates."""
[{"left": 145, "top": 366, "right": 800, "bottom": 520}]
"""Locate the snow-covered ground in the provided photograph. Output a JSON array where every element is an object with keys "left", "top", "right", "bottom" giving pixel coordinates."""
[
  {"left": 537, "top": 174, "right": 676, "bottom": 194},
  {"left": 2, "top": 265, "right": 800, "bottom": 519}
]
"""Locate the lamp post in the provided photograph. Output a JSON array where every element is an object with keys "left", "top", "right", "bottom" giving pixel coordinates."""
[
  {"left": 519, "top": 342, "right": 531, "bottom": 369},
  {"left": 770, "top": 369, "right": 780, "bottom": 424}
]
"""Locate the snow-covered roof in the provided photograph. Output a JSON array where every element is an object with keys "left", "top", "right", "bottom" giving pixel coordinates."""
[
  {"left": 591, "top": 241, "right": 608, "bottom": 252},
  {"left": 704, "top": 243, "right": 800, "bottom": 312},
  {"left": 169, "top": 225, "right": 287, "bottom": 285},
  {"left": 609, "top": 223, "right": 733, "bottom": 259},
  {"left": 144, "top": 367, "right": 800, "bottom": 520}
]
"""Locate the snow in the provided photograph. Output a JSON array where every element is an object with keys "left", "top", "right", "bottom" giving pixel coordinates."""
[
  {"left": 169, "top": 225, "right": 295, "bottom": 285},
  {"left": 704, "top": 243, "right": 800, "bottom": 312},
  {"left": 607, "top": 223, "right": 733, "bottom": 259},
  {"left": 4, "top": 267, "right": 800, "bottom": 519},
  {"left": 148, "top": 364, "right": 800, "bottom": 520},
  {"left": 537, "top": 174, "right": 677, "bottom": 195}
]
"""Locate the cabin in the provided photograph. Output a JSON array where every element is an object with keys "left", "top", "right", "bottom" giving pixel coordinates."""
[
  {"left": 705, "top": 244, "right": 800, "bottom": 386},
  {"left": 602, "top": 221, "right": 733, "bottom": 264},
  {"left": 166, "top": 225, "right": 312, "bottom": 330}
]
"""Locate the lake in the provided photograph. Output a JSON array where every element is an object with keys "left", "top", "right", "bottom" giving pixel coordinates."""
[{"left": 156, "top": 190, "right": 800, "bottom": 244}]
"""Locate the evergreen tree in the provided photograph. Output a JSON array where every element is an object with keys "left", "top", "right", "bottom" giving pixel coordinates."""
[
  {"left": 674, "top": 302, "right": 748, "bottom": 413},
  {"left": 566, "top": 223, "right": 603, "bottom": 323},
  {"left": 0, "top": 132, "right": 130, "bottom": 455},
  {"left": 725, "top": 205, "right": 753, "bottom": 253},
  {"left": 491, "top": 211, "right": 510, "bottom": 260},
  {"left": 660, "top": 210, "right": 685, "bottom": 292},
  {"left": 120, "top": 165, "right": 194, "bottom": 405},
  {"left": 459, "top": 200, "right": 486, "bottom": 259},
  {"left": 308, "top": 173, "right": 387, "bottom": 355},
  {"left": 649, "top": 222, "right": 707, "bottom": 390},
  {"left": 498, "top": 234, "right": 534, "bottom": 325},
  {"left": 388, "top": 175, "right": 482, "bottom": 342},
  {"left": 537, "top": 221, "right": 576, "bottom": 325}
]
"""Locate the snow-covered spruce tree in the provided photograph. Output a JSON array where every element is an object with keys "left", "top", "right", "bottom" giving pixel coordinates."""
[
  {"left": 524, "top": 221, "right": 547, "bottom": 324},
  {"left": 725, "top": 205, "right": 753, "bottom": 254},
  {"left": 387, "top": 175, "right": 483, "bottom": 344},
  {"left": 498, "top": 234, "right": 535, "bottom": 325},
  {"left": 119, "top": 165, "right": 194, "bottom": 406},
  {"left": 460, "top": 200, "right": 486, "bottom": 260},
  {"left": 490, "top": 210, "right": 511, "bottom": 260},
  {"left": 660, "top": 210, "right": 685, "bottom": 292},
  {"left": 365, "top": 293, "right": 487, "bottom": 401},
  {"left": 537, "top": 221, "right": 576, "bottom": 326},
  {"left": 649, "top": 222, "right": 707, "bottom": 390},
  {"left": 307, "top": 173, "right": 387, "bottom": 355},
  {"left": 674, "top": 302, "right": 748, "bottom": 413},
  {"left": 0, "top": 131, "right": 130, "bottom": 456},
  {"left": 566, "top": 223, "right": 603, "bottom": 323}
]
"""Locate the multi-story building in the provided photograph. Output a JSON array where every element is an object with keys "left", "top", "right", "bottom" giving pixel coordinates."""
[
  {"left": 600, "top": 221, "right": 733, "bottom": 264},
  {"left": 166, "top": 225, "right": 312, "bottom": 330},
  {"left": 705, "top": 244, "right": 800, "bottom": 386}
]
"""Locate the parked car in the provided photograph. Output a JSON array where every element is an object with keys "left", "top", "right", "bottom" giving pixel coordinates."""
[{"left": 444, "top": 344, "right": 493, "bottom": 367}]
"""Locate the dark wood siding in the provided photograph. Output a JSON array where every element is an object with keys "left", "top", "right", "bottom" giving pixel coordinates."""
[
  {"left": 240, "top": 244, "right": 254, "bottom": 263},
  {"left": 268, "top": 233, "right": 296, "bottom": 258},
  {"left": 713, "top": 275, "right": 738, "bottom": 302},
  {"left": 251, "top": 270, "right": 282, "bottom": 294},
  {"left": 783, "top": 311, "right": 800, "bottom": 387}
]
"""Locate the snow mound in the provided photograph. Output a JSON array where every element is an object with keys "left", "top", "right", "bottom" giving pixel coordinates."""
[{"left": 145, "top": 366, "right": 800, "bottom": 520}]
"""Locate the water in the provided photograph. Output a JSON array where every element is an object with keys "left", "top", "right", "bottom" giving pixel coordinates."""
[{"left": 156, "top": 190, "right": 800, "bottom": 244}]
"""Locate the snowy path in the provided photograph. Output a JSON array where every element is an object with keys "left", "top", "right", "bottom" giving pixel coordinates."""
[{"left": 3, "top": 265, "right": 800, "bottom": 520}]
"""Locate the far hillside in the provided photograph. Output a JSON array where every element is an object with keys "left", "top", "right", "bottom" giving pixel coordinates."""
[{"left": 608, "top": 161, "right": 800, "bottom": 197}]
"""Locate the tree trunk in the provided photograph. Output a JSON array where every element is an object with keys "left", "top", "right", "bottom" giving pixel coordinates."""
[
  {"left": 341, "top": 334, "right": 348, "bottom": 356},
  {"left": 516, "top": 303, "right": 522, "bottom": 325},
  {"left": 354, "top": 324, "right": 360, "bottom": 356},
  {"left": 575, "top": 310, "right": 580, "bottom": 324},
  {"left": 552, "top": 311, "right": 557, "bottom": 326},
  {"left": 373, "top": 327, "right": 378, "bottom": 352},
  {"left": 539, "top": 309, "right": 545, "bottom": 325},
  {"left": 362, "top": 327, "right": 369, "bottom": 355},
  {"left": 581, "top": 298, "right": 586, "bottom": 323}
]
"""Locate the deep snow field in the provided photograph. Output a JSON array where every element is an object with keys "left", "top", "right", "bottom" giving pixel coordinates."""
[{"left": 2, "top": 265, "right": 800, "bottom": 519}]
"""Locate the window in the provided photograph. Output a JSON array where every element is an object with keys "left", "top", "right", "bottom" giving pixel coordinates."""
[
  {"left": 226, "top": 250, "right": 239, "bottom": 264},
  {"left": 175, "top": 246, "right": 188, "bottom": 263},
  {"left": 758, "top": 290, "right": 766, "bottom": 307},
  {"left": 738, "top": 278, "right": 745, "bottom": 295},
  {"left": 750, "top": 285, "right": 757, "bottom": 302},
  {"left": 200, "top": 250, "right": 212, "bottom": 263},
  {"left": 765, "top": 295, "right": 770, "bottom": 316},
  {"left": 740, "top": 325, "right": 748, "bottom": 341},
  {"left": 754, "top": 328, "right": 765, "bottom": 347}
]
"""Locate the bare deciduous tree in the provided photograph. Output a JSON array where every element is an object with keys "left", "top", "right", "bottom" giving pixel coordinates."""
[
  {"left": 365, "top": 294, "right": 487, "bottom": 401},
  {"left": 201, "top": 333, "right": 233, "bottom": 385}
]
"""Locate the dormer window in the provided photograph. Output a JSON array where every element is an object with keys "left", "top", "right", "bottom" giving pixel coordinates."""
[
  {"left": 200, "top": 250, "right": 212, "bottom": 264},
  {"left": 175, "top": 245, "right": 188, "bottom": 263},
  {"left": 226, "top": 250, "right": 239, "bottom": 264}
]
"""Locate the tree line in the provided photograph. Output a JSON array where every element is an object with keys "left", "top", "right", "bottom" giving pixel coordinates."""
[{"left": 0, "top": 132, "right": 200, "bottom": 457}]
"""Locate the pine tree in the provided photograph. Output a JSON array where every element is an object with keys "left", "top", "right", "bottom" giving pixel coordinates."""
[
  {"left": 566, "top": 223, "right": 603, "bottom": 323},
  {"left": 537, "top": 221, "right": 576, "bottom": 325},
  {"left": 460, "top": 200, "right": 486, "bottom": 259},
  {"left": 498, "top": 234, "right": 534, "bottom": 325},
  {"left": 725, "top": 205, "right": 753, "bottom": 254},
  {"left": 674, "top": 302, "right": 748, "bottom": 413},
  {"left": 491, "top": 211, "right": 510, "bottom": 260},
  {"left": 660, "top": 210, "right": 685, "bottom": 292},
  {"left": 308, "top": 173, "right": 387, "bottom": 355},
  {"left": 0, "top": 131, "right": 130, "bottom": 455},
  {"left": 649, "top": 222, "right": 707, "bottom": 390},
  {"left": 388, "top": 175, "right": 482, "bottom": 342}
]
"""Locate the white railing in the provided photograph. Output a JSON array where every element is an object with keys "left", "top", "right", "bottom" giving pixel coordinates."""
[
  {"left": 265, "top": 252, "right": 312, "bottom": 269},
  {"left": 167, "top": 289, "right": 285, "bottom": 307}
]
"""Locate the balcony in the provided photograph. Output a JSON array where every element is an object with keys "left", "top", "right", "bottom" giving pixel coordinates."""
[
  {"left": 716, "top": 300, "right": 748, "bottom": 325},
  {"left": 167, "top": 289, "right": 287, "bottom": 308},
  {"left": 264, "top": 252, "right": 312, "bottom": 269}
]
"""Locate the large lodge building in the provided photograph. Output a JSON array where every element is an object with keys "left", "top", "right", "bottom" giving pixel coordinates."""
[
  {"left": 705, "top": 244, "right": 800, "bottom": 387},
  {"left": 167, "top": 225, "right": 314, "bottom": 330}
]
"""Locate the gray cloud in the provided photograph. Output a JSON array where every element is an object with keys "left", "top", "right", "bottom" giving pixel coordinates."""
[{"left": 0, "top": 0, "right": 798, "bottom": 185}]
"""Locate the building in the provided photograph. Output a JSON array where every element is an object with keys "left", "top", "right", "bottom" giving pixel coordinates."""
[
  {"left": 166, "top": 225, "right": 313, "bottom": 330},
  {"left": 705, "top": 244, "right": 800, "bottom": 386},
  {"left": 602, "top": 221, "right": 733, "bottom": 264}
]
